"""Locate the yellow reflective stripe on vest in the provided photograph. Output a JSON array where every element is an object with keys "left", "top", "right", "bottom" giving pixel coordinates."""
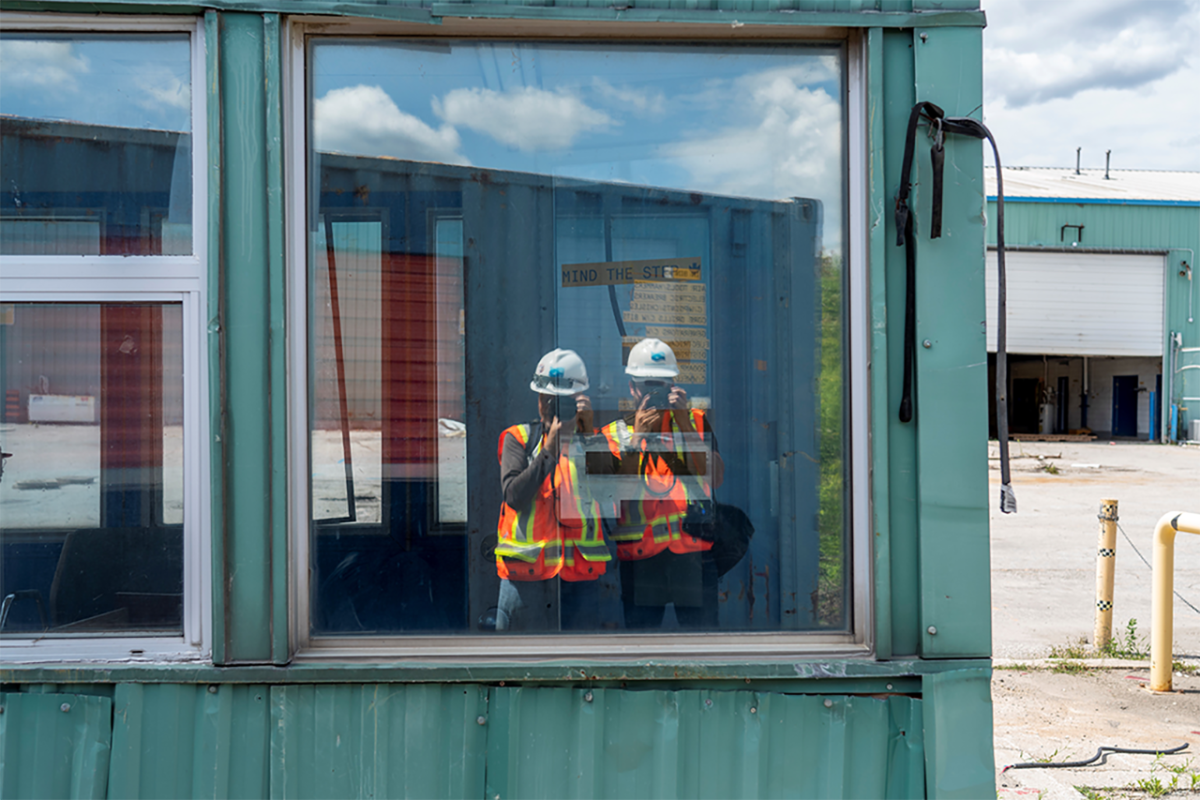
[
  {"left": 610, "top": 409, "right": 708, "bottom": 542},
  {"left": 561, "top": 456, "right": 604, "bottom": 545},
  {"left": 496, "top": 541, "right": 563, "bottom": 564},
  {"left": 504, "top": 424, "right": 541, "bottom": 546},
  {"left": 571, "top": 541, "right": 612, "bottom": 562},
  {"left": 497, "top": 423, "right": 604, "bottom": 563}
]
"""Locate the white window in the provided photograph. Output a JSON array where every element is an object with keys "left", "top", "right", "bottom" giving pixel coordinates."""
[
  {"left": 289, "top": 24, "right": 869, "bottom": 658},
  {"left": 0, "top": 16, "right": 210, "bottom": 661}
]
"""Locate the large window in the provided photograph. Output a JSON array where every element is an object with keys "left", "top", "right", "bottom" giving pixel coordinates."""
[
  {"left": 299, "top": 37, "right": 853, "bottom": 647},
  {"left": 0, "top": 21, "right": 208, "bottom": 659}
]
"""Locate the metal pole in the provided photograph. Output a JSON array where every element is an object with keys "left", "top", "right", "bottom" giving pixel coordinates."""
[
  {"left": 1094, "top": 498, "right": 1119, "bottom": 650},
  {"left": 1150, "top": 510, "right": 1200, "bottom": 692}
]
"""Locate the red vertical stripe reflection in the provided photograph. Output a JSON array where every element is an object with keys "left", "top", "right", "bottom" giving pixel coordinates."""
[
  {"left": 100, "top": 305, "right": 164, "bottom": 523},
  {"left": 382, "top": 253, "right": 438, "bottom": 478}
]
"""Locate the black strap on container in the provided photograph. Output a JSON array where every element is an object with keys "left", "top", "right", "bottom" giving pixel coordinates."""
[{"left": 895, "top": 102, "right": 1015, "bottom": 513}]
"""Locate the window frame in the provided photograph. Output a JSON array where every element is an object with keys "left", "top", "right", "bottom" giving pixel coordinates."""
[
  {"left": 0, "top": 14, "right": 212, "bottom": 662},
  {"left": 286, "top": 19, "right": 871, "bottom": 661}
]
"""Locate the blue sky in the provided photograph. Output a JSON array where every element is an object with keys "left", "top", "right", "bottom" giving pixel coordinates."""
[
  {"left": 311, "top": 41, "right": 845, "bottom": 250},
  {"left": 982, "top": 0, "right": 1200, "bottom": 171},
  {"left": 0, "top": 34, "right": 191, "bottom": 132},
  {"left": 2, "top": 3, "right": 1198, "bottom": 176}
]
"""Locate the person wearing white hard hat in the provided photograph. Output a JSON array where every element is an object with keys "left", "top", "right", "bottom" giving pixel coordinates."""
[
  {"left": 592, "top": 338, "right": 724, "bottom": 629},
  {"left": 493, "top": 348, "right": 613, "bottom": 631}
]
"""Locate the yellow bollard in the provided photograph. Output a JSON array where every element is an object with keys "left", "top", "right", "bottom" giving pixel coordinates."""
[
  {"left": 1094, "top": 499, "right": 1119, "bottom": 651},
  {"left": 1150, "top": 511, "right": 1200, "bottom": 692}
]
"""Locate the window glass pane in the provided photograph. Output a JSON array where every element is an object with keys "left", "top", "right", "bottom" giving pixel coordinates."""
[
  {"left": 0, "top": 34, "right": 193, "bottom": 256},
  {"left": 308, "top": 40, "right": 846, "bottom": 636},
  {"left": 0, "top": 302, "right": 184, "bottom": 635}
]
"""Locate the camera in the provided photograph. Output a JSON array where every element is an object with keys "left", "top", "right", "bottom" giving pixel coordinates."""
[
  {"left": 555, "top": 394, "right": 577, "bottom": 426},
  {"left": 640, "top": 381, "right": 672, "bottom": 410}
]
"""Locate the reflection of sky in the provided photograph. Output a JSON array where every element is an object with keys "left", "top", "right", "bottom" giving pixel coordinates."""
[
  {"left": 313, "top": 41, "right": 844, "bottom": 252},
  {"left": 0, "top": 34, "right": 191, "bottom": 132}
]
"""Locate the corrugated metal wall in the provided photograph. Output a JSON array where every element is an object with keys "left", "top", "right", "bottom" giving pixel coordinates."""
[
  {"left": 986, "top": 203, "right": 1199, "bottom": 250},
  {"left": 0, "top": 691, "right": 112, "bottom": 800},
  {"left": 1, "top": 683, "right": 924, "bottom": 799},
  {"left": 109, "top": 684, "right": 271, "bottom": 799},
  {"left": 985, "top": 200, "right": 1200, "bottom": 430},
  {"left": 300, "top": 0, "right": 892, "bottom": 10}
]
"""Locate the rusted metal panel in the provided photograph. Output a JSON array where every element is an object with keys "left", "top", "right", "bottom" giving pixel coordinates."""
[
  {"left": 269, "top": 683, "right": 488, "bottom": 799},
  {"left": 108, "top": 683, "right": 270, "bottom": 799},
  {"left": 485, "top": 686, "right": 923, "bottom": 799},
  {"left": 0, "top": 691, "right": 112, "bottom": 800}
]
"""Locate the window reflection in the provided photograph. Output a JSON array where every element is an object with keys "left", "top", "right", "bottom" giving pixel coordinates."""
[
  {"left": 308, "top": 41, "right": 847, "bottom": 636},
  {"left": 0, "top": 303, "right": 184, "bottom": 635},
  {"left": 0, "top": 34, "right": 193, "bottom": 256}
]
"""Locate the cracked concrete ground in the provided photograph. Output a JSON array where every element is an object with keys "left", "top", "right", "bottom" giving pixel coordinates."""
[{"left": 990, "top": 440, "right": 1200, "bottom": 799}]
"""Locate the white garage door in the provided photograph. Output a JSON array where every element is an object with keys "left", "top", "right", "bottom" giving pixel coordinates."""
[{"left": 985, "top": 251, "right": 1164, "bottom": 356}]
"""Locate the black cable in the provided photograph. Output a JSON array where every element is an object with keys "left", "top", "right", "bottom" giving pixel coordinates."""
[
  {"left": 1002, "top": 743, "right": 1188, "bottom": 773},
  {"left": 894, "top": 103, "right": 1014, "bottom": 513},
  {"left": 1117, "top": 521, "right": 1200, "bottom": 615}
]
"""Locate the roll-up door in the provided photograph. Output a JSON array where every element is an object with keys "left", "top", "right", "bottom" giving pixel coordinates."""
[{"left": 986, "top": 251, "right": 1164, "bottom": 356}]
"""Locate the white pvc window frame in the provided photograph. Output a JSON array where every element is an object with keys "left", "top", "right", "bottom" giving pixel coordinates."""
[
  {"left": 286, "top": 20, "right": 871, "bottom": 661},
  {"left": 0, "top": 15, "right": 212, "bottom": 663}
]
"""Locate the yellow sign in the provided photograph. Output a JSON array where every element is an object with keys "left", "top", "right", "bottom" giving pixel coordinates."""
[
  {"left": 629, "top": 301, "right": 707, "bottom": 315},
  {"left": 677, "top": 362, "right": 707, "bottom": 384},
  {"left": 646, "top": 326, "right": 708, "bottom": 343},
  {"left": 562, "top": 257, "right": 702, "bottom": 287},
  {"left": 632, "top": 286, "right": 706, "bottom": 303},
  {"left": 624, "top": 311, "right": 708, "bottom": 326}
]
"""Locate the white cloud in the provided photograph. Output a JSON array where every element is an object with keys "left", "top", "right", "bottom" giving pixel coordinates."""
[
  {"left": 983, "top": 68, "right": 1200, "bottom": 171},
  {"left": 982, "top": 0, "right": 1200, "bottom": 170},
  {"left": 0, "top": 39, "right": 89, "bottom": 92},
  {"left": 135, "top": 71, "right": 191, "bottom": 114},
  {"left": 591, "top": 78, "right": 666, "bottom": 116},
  {"left": 314, "top": 84, "right": 466, "bottom": 164},
  {"left": 662, "top": 66, "right": 842, "bottom": 213},
  {"left": 434, "top": 86, "right": 612, "bottom": 151},
  {"left": 985, "top": 26, "right": 1195, "bottom": 108}
]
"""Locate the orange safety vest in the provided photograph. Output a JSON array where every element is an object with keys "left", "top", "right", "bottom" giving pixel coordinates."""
[
  {"left": 599, "top": 409, "right": 713, "bottom": 561},
  {"left": 494, "top": 423, "right": 610, "bottom": 582}
]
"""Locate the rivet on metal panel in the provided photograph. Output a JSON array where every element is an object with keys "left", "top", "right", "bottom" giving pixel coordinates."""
[
  {"left": 60, "top": 703, "right": 71, "bottom": 712},
  {"left": 584, "top": 691, "right": 594, "bottom": 703},
  {"left": 208, "top": 685, "right": 218, "bottom": 693},
  {"left": 704, "top": 698, "right": 713, "bottom": 708},
  {"left": 928, "top": 625, "right": 938, "bottom": 635},
  {"left": 477, "top": 715, "right": 487, "bottom": 726},
  {"left": 823, "top": 699, "right": 833, "bottom": 708},
  {"left": 887, "top": 684, "right": 894, "bottom": 691},
  {"left": 750, "top": 706, "right": 757, "bottom": 714},
  {"left": 920, "top": 32, "right": 929, "bottom": 43},
  {"left": 923, "top": 339, "right": 932, "bottom": 349}
]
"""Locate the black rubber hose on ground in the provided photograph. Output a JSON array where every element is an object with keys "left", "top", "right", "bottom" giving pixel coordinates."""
[{"left": 1001, "top": 742, "right": 1189, "bottom": 773}]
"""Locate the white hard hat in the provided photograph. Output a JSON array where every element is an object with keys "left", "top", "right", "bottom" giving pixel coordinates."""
[
  {"left": 625, "top": 338, "right": 679, "bottom": 378},
  {"left": 530, "top": 348, "right": 589, "bottom": 395}
]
